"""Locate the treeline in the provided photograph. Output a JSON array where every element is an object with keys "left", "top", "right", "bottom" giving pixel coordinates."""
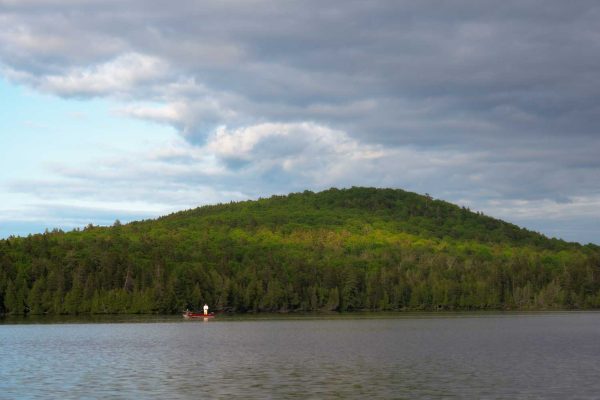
[{"left": 1, "top": 187, "right": 599, "bottom": 315}]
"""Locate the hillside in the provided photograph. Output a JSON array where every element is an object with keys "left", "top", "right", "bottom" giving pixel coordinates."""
[{"left": 1, "top": 187, "right": 599, "bottom": 315}]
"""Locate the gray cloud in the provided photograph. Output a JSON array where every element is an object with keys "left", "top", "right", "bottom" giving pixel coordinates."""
[{"left": 1, "top": 0, "right": 599, "bottom": 243}]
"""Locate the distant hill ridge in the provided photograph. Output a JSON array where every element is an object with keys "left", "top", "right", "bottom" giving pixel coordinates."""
[
  {"left": 154, "top": 187, "right": 580, "bottom": 250},
  {"left": 1, "top": 187, "right": 599, "bottom": 315}
]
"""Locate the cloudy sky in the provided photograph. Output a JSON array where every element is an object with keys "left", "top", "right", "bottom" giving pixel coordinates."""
[{"left": 1, "top": 1, "right": 599, "bottom": 244}]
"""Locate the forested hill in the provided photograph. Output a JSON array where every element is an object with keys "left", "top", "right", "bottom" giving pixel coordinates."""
[{"left": 1, "top": 187, "right": 599, "bottom": 315}]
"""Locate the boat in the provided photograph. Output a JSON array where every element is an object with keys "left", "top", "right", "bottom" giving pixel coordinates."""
[{"left": 183, "top": 309, "right": 215, "bottom": 319}]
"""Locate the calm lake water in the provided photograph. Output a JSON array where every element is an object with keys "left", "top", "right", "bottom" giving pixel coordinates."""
[{"left": 1, "top": 312, "right": 599, "bottom": 399}]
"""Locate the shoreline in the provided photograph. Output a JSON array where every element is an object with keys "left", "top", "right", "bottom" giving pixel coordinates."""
[{"left": 2, "top": 309, "right": 599, "bottom": 325}]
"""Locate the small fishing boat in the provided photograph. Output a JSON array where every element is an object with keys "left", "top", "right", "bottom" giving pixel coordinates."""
[{"left": 183, "top": 309, "right": 215, "bottom": 319}]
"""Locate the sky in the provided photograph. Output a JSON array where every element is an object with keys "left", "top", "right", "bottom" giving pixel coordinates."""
[{"left": 0, "top": 1, "right": 599, "bottom": 244}]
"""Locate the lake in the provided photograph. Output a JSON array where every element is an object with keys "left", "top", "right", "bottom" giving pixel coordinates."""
[{"left": 1, "top": 312, "right": 599, "bottom": 399}]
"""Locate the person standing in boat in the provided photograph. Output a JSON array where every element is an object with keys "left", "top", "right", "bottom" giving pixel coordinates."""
[{"left": 203, "top": 304, "right": 209, "bottom": 316}]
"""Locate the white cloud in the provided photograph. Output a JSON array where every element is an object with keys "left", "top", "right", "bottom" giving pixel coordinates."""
[
  {"left": 119, "top": 102, "right": 183, "bottom": 125},
  {"left": 40, "top": 53, "right": 169, "bottom": 96},
  {"left": 118, "top": 97, "right": 238, "bottom": 137},
  {"left": 1, "top": 52, "right": 171, "bottom": 97},
  {"left": 206, "top": 122, "right": 388, "bottom": 177}
]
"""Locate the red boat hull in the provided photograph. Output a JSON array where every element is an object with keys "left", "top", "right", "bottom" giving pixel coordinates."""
[{"left": 183, "top": 311, "right": 215, "bottom": 319}]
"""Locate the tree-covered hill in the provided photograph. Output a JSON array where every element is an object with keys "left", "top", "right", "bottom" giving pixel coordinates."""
[{"left": 1, "top": 187, "right": 599, "bottom": 315}]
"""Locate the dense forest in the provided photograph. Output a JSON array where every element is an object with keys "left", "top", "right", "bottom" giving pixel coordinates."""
[{"left": 1, "top": 187, "right": 599, "bottom": 315}]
